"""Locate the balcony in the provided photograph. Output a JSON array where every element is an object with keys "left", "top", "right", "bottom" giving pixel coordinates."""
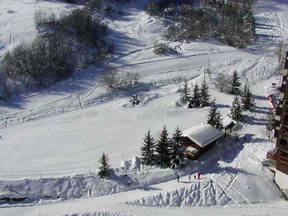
[{"left": 278, "top": 155, "right": 288, "bottom": 166}]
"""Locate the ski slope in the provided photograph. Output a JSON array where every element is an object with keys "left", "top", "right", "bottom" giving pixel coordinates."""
[{"left": 0, "top": 0, "right": 288, "bottom": 215}]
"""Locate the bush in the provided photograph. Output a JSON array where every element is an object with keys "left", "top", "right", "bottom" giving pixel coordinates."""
[
  {"left": 101, "top": 66, "right": 140, "bottom": 91},
  {"left": 153, "top": 43, "right": 174, "bottom": 55}
]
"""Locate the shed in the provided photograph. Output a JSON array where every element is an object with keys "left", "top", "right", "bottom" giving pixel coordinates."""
[{"left": 181, "top": 124, "right": 223, "bottom": 158}]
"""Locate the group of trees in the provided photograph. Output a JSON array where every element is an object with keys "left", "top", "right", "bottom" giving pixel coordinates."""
[
  {"left": 0, "top": 7, "right": 112, "bottom": 99},
  {"left": 145, "top": 0, "right": 256, "bottom": 48},
  {"left": 141, "top": 126, "right": 186, "bottom": 169},
  {"left": 101, "top": 66, "right": 140, "bottom": 91},
  {"left": 183, "top": 70, "right": 255, "bottom": 127},
  {"left": 179, "top": 79, "right": 210, "bottom": 108}
]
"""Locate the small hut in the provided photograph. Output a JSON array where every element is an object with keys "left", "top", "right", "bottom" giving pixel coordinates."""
[{"left": 181, "top": 124, "right": 223, "bottom": 159}]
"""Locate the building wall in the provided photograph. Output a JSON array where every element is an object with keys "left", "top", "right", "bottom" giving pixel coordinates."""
[{"left": 275, "top": 170, "right": 288, "bottom": 198}]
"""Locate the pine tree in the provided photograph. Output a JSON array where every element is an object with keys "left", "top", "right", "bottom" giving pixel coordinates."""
[
  {"left": 230, "top": 96, "right": 242, "bottom": 121},
  {"left": 141, "top": 129, "right": 156, "bottom": 166},
  {"left": 189, "top": 83, "right": 201, "bottom": 107},
  {"left": 169, "top": 127, "right": 186, "bottom": 169},
  {"left": 215, "top": 111, "right": 223, "bottom": 130},
  {"left": 155, "top": 125, "right": 170, "bottom": 167},
  {"left": 207, "top": 100, "right": 222, "bottom": 129},
  {"left": 241, "top": 84, "right": 255, "bottom": 111},
  {"left": 207, "top": 99, "right": 217, "bottom": 126},
  {"left": 180, "top": 80, "right": 191, "bottom": 104},
  {"left": 98, "top": 153, "right": 110, "bottom": 178},
  {"left": 200, "top": 79, "right": 210, "bottom": 107},
  {"left": 230, "top": 70, "right": 241, "bottom": 95}
]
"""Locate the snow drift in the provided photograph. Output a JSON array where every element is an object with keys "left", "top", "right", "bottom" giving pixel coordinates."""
[{"left": 127, "top": 179, "right": 236, "bottom": 207}]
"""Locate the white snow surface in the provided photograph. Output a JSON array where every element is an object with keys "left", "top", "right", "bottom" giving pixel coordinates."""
[
  {"left": 0, "top": 0, "right": 288, "bottom": 215},
  {"left": 127, "top": 179, "right": 234, "bottom": 207},
  {"left": 182, "top": 124, "right": 223, "bottom": 148}
]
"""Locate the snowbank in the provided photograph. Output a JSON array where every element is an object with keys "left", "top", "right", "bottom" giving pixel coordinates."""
[
  {"left": 64, "top": 211, "right": 132, "bottom": 216},
  {"left": 0, "top": 168, "right": 177, "bottom": 203},
  {"left": 127, "top": 179, "right": 235, "bottom": 207}
]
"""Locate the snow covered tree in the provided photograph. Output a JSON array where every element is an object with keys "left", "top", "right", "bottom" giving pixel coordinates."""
[
  {"left": 230, "top": 96, "right": 242, "bottom": 121},
  {"left": 98, "top": 153, "right": 111, "bottom": 178},
  {"left": 230, "top": 70, "right": 241, "bottom": 95},
  {"left": 207, "top": 100, "right": 222, "bottom": 129},
  {"left": 215, "top": 111, "right": 223, "bottom": 130},
  {"left": 179, "top": 80, "right": 191, "bottom": 104},
  {"left": 169, "top": 127, "right": 186, "bottom": 169},
  {"left": 266, "top": 110, "right": 275, "bottom": 137},
  {"left": 141, "top": 129, "right": 156, "bottom": 166},
  {"left": 214, "top": 72, "right": 229, "bottom": 93},
  {"left": 189, "top": 83, "right": 201, "bottom": 107},
  {"left": 241, "top": 84, "right": 255, "bottom": 111},
  {"left": 200, "top": 79, "right": 210, "bottom": 107},
  {"left": 155, "top": 125, "right": 170, "bottom": 167}
]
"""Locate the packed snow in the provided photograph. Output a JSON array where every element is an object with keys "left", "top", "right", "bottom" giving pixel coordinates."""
[{"left": 0, "top": 0, "right": 288, "bottom": 215}]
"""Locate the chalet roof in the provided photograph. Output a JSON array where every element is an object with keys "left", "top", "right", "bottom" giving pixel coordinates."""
[{"left": 182, "top": 124, "right": 223, "bottom": 148}]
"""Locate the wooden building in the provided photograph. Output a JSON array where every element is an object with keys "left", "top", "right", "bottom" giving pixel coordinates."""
[
  {"left": 272, "top": 51, "right": 288, "bottom": 198},
  {"left": 181, "top": 124, "right": 223, "bottom": 159}
]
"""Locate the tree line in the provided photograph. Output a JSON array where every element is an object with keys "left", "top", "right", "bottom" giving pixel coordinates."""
[
  {"left": 145, "top": 0, "right": 256, "bottom": 48},
  {"left": 0, "top": 6, "right": 112, "bottom": 99},
  {"left": 141, "top": 126, "right": 186, "bottom": 169}
]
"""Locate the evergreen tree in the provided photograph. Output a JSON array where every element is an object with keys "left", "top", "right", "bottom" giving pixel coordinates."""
[
  {"left": 169, "top": 127, "right": 186, "bottom": 169},
  {"left": 207, "top": 99, "right": 217, "bottom": 126},
  {"left": 155, "top": 125, "right": 170, "bottom": 167},
  {"left": 230, "top": 96, "right": 242, "bottom": 121},
  {"left": 207, "top": 99, "right": 222, "bottom": 129},
  {"left": 98, "top": 153, "right": 110, "bottom": 178},
  {"left": 241, "top": 84, "right": 255, "bottom": 111},
  {"left": 230, "top": 70, "right": 241, "bottom": 95},
  {"left": 215, "top": 111, "right": 223, "bottom": 130},
  {"left": 180, "top": 80, "right": 191, "bottom": 104},
  {"left": 189, "top": 83, "right": 201, "bottom": 107},
  {"left": 200, "top": 79, "right": 210, "bottom": 107},
  {"left": 141, "top": 129, "right": 156, "bottom": 166}
]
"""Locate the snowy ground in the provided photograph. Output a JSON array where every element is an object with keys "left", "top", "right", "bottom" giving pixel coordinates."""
[{"left": 0, "top": 0, "right": 288, "bottom": 215}]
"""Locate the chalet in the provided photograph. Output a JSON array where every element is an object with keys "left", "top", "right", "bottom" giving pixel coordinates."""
[{"left": 181, "top": 124, "right": 224, "bottom": 159}]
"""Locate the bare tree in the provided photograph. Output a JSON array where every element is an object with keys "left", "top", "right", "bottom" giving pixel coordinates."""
[
  {"left": 101, "top": 66, "right": 120, "bottom": 90},
  {"left": 121, "top": 72, "right": 140, "bottom": 88},
  {"left": 275, "top": 40, "right": 287, "bottom": 65},
  {"left": 213, "top": 72, "right": 229, "bottom": 93}
]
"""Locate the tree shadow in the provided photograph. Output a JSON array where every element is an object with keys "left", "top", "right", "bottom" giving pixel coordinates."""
[{"left": 243, "top": 115, "right": 266, "bottom": 126}]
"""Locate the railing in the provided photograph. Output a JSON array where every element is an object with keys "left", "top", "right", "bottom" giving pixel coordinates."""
[{"left": 278, "top": 156, "right": 288, "bottom": 166}]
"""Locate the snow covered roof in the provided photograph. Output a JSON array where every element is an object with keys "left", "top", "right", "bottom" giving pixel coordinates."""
[{"left": 182, "top": 124, "right": 223, "bottom": 148}]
